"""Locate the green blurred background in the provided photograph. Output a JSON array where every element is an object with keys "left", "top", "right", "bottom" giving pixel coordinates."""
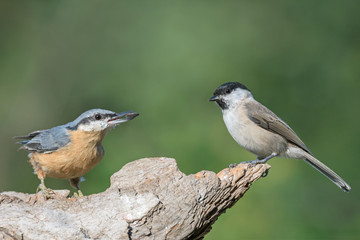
[{"left": 0, "top": 1, "right": 359, "bottom": 239}]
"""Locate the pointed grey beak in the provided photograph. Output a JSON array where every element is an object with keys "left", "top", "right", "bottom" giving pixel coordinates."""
[
  {"left": 209, "top": 95, "right": 219, "bottom": 101},
  {"left": 108, "top": 111, "right": 139, "bottom": 125}
]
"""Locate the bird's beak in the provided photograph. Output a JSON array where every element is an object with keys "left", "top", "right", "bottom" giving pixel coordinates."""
[
  {"left": 209, "top": 95, "right": 219, "bottom": 102},
  {"left": 107, "top": 111, "right": 139, "bottom": 126}
]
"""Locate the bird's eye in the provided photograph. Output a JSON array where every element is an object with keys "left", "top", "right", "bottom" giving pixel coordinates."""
[
  {"left": 95, "top": 114, "right": 102, "bottom": 120},
  {"left": 226, "top": 89, "right": 231, "bottom": 94}
]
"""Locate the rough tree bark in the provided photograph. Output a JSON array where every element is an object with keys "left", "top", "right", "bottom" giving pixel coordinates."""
[{"left": 0, "top": 157, "right": 270, "bottom": 240}]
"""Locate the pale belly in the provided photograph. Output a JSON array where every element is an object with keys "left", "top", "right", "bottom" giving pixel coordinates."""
[{"left": 223, "top": 109, "right": 287, "bottom": 159}]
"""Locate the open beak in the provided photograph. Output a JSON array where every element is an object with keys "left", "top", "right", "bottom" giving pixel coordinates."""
[
  {"left": 209, "top": 95, "right": 219, "bottom": 102},
  {"left": 107, "top": 111, "right": 139, "bottom": 126}
]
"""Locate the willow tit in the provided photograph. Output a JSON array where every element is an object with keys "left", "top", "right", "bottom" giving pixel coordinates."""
[{"left": 209, "top": 82, "right": 351, "bottom": 192}]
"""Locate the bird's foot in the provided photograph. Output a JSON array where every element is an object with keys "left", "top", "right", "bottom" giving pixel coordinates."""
[
  {"left": 241, "top": 159, "right": 268, "bottom": 166},
  {"left": 36, "top": 184, "right": 56, "bottom": 199},
  {"left": 229, "top": 163, "right": 239, "bottom": 168},
  {"left": 229, "top": 159, "right": 266, "bottom": 168},
  {"left": 240, "top": 159, "right": 271, "bottom": 177},
  {"left": 72, "top": 190, "right": 84, "bottom": 198},
  {"left": 241, "top": 153, "right": 277, "bottom": 166},
  {"left": 262, "top": 169, "right": 269, "bottom": 178}
]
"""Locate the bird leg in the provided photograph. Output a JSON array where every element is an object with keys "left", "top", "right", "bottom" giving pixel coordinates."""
[
  {"left": 70, "top": 177, "right": 84, "bottom": 197},
  {"left": 241, "top": 153, "right": 278, "bottom": 166},
  {"left": 230, "top": 153, "right": 278, "bottom": 168},
  {"left": 35, "top": 168, "right": 55, "bottom": 199}
]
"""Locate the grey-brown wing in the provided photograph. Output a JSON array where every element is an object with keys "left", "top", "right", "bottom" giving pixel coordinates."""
[{"left": 245, "top": 100, "right": 313, "bottom": 156}]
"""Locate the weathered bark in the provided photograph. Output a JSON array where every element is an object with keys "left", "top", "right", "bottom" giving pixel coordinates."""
[{"left": 0, "top": 157, "right": 270, "bottom": 240}]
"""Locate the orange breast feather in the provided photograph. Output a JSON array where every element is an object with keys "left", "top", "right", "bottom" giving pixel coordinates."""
[{"left": 31, "top": 130, "right": 106, "bottom": 179}]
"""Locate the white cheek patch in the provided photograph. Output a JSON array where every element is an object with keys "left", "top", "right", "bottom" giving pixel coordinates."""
[
  {"left": 228, "top": 88, "right": 253, "bottom": 101},
  {"left": 78, "top": 124, "right": 95, "bottom": 132},
  {"left": 78, "top": 122, "right": 107, "bottom": 132},
  {"left": 98, "top": 122, "right": 107, "bottom": 130}
]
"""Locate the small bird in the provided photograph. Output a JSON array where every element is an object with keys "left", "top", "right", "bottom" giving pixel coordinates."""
[
  {"left": 15, "top": 109, "right": 139, "bottom": 198},
  {"left": 209, "top": 82, "right": 351, "bottom": 192}
]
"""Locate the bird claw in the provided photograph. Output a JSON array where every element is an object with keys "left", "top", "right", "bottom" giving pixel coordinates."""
[
  {"left": 240, "top": 159, "right": 259, "bottom": 166},
  {"left": 73, "top": 190, "right": 84, "bottom": 198},
  {"left": 230, "top": 159, "right": 263, "bottom": 168},
  {"left": 262, "top": 169, "right": 269, "bottom": 178},
  {"left": 229, "top": 163, "right": 238, "bottom": 168},
  {"left": 241, "top": 158, "right": 270, "bottom": 166},
  {"left": 36, "top": 184, "right": 56, "bottom": 199},
  {"left": 240, "top": 160, "right": 270, "bottom": 177}
]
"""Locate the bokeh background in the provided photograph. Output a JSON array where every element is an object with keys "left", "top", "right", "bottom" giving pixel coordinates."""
[{"left": 0, "top": 1, "right": 359, "bottom": 239}]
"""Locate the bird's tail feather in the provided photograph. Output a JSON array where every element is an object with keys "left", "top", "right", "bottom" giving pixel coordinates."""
[{"left": 304, "top": 153, "right": 351, "bottom": 192}]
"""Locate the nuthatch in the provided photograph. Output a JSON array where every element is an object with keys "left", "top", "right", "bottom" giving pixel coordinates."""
[{"left": 15, "top": 109, "right": 139, "bottom": 198}]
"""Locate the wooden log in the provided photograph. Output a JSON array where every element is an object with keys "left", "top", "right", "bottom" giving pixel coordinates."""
[{"left": 0, "top": 157, "right": 270, "bottom": 240}]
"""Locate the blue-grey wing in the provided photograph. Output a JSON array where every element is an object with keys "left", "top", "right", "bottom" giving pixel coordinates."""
[
  {"left": 17, "top": 126, "right": 71, "bottom": 153},
  {"left": 14, "top": 130, "right": 45, "bottom": 140}
]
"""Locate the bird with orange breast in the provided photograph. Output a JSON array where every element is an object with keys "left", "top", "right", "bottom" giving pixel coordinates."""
[{"left": 15, "top": 109, "right": 139, "bottom": 198}]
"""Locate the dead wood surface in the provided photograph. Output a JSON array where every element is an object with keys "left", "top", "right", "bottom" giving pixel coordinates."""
[{"left": 0, "top": 157, "right": 270, "bottom": 240}]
